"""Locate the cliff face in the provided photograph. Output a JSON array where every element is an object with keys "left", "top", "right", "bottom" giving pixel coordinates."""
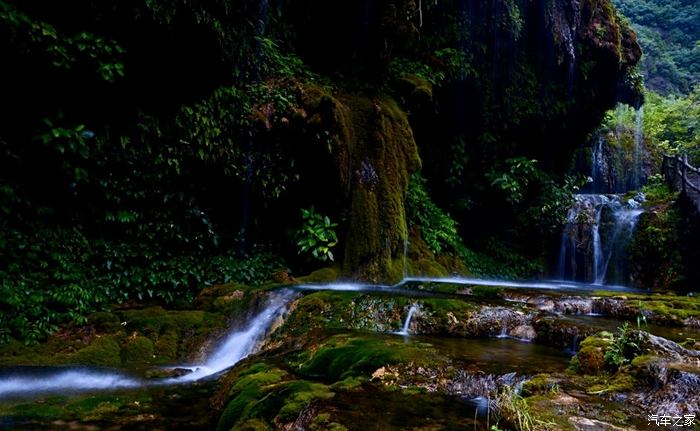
[
  {"left": 295, "top": 87, "right": 421, "bottom": 282},
  {"left": 0, "top": 0, "right": 642, "bottom": 284},
  {"left": 273, "top": 0, "right": 642, "bottom": 280}
]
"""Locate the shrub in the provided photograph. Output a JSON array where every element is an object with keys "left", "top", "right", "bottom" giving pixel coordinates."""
[
  {"left": 604, "top": 323, "right": 643, "bottom": 370},
  {"left": 406, "top": 173, "right": 460, "bottom": 255},
  {"left": 295, "top": 207, "right": 339, "bottom": 262}
]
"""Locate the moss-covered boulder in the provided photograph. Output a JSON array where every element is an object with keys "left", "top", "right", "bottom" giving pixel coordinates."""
[
  {"left": 570, "top": 331, "right": 613, "bottom": 374},
  {"left": 300, "top": 85, "right": 421, "bottom": 283},
  {"left": 295, "top": 267, "right": 342, "bottom": 284},
  {"left": 521, "top": 374, "right": 560, "bottom": 396},
  {"left": 74, "top": 335, "right": 122, "bottom": 367},
  {"left": 121, "top": 335, "right": 155, "bottom": 365},
  {"left": 216, "top": 363, "right": 335, "bottom": 431}
]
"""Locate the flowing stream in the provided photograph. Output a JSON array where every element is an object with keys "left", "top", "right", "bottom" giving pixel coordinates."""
[
  {"left": 396, "top": 304, "right": 419, "bottom": 336},
  {"left": 400, "top": 276, "right": 642, "bottom": 293},
  {"left": 0, "top": 368, "right": 141, "bottom": 398},
  {"left": 0, "top": 276, "right": 649, "bottom": 402},
  {"left": 0, "top": 289, "right": 295, "bottom": 398},
  {"left": 167, "top": 288, "right": 295, "bottom": 382}
]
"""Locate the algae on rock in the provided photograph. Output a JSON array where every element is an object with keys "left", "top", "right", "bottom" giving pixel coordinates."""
[{"left": 300, "top": 85, "right": 421, "bottom": 283}]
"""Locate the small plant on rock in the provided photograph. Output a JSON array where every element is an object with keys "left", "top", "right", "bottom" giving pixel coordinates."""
[
  {"left": 491, "top": 386, "right": 535, "bottom": 431},
  {"left": 295, "top": 207, "right": 339, "bottom": 262},
  {"left": 604, "top": 323, "right": 642, "bottom": 370},
  {"left": 636, "top": 301, "right": 648, "bottom": 328}
]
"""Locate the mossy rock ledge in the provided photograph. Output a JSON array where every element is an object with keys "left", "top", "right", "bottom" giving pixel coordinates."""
[{"left": 300, "top": 85, "right": 421, "bottom": 283}]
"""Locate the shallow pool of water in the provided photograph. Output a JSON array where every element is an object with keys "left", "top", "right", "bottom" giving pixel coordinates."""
[
  {"left": 408, "top": 335, "right": 571, "bottom": 375},
  {"left": 330, "top": 388, "right": 483, "bottom": 431}
]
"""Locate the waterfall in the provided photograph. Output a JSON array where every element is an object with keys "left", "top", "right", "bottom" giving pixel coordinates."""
[
  {"left": 592, "top": 210, "right": 603, "bottom": 284},
  {"left": 418, "top": 0, "right": 423, "bottom": 27},
  {"left": 396, "top": 304, "right": 419, "bottom": 336},
  {"left": 591, "top": 104, "right": 647, "bottom": 194},
  {"left": 0, "top": 289, "right": 296, "bottom": 397},
  {"left": 171, "top": 289, "right": 295, "bottom": 382},
  {"left": 590, "top": 136, "right": 605, "bottom": 193},
  {"left": 546, "top": 0, "right": 580, "bottom": 95},
  {"left": 632, "top": 107, "right": 644, "bottom": 190},
  {"left": 558, "top": 194, "right": 609, "bottom": 282},
  {"left": 569, "top": 334, "right": 579, "bottom": 354},
  {"left": 557, "top": 194, "right": 644, "bottom": 285},
  {"left": 557, "top": 194, "right": 643, "bottom": 285},
  {"left": 597, "top": 204, "right": 643, "bottom": 285}
]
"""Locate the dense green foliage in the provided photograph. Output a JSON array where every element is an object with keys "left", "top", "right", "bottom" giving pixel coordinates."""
[
  {"left": 613, "top": 0, "right": 699, "bottom": 94},
  {"left": 0, "top": 0, "right": 302, "bottom": 343},
  {"left": 295, "top": 208, "right": 339, "bottom": 263},
  {"left": 599, "top": 87, "right": 699, "bottom": 167},
  {"left": 0, "top": 0, "right": 644, "bottom": 341},
  {"left": 643, "top": 89, "right": 700, "bottom": 164},
  {"left": 487, "top": 158, "right": 584, "bottom": 231},
  {"left": 630, "top": 197, "right": 685, "bottom": 289},
  {"left": 0, "top": 224, "right": 281, "bottom": 344},
  {"left": 406, "top": 173, "right": 545, "bottom": 278},
  {"left": 406, "top": 174, "right": 460, "bottom": 256}
]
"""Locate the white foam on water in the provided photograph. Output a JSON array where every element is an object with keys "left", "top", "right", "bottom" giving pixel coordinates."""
[
  {"left": 399, "top": 276, "right": 637, "bottom": 292},
  {"left": 395, "top": 304, "right": 419, "bottom": 336},
  {"left": 166, "top": 288, "right": 295, "bottom": 382},
  {"left": 0, "top": 289, "right": 297, "bottom": 396},
  {"left": 296, "top": 283, "right": 385, "bottom": 292},
  {"left": 0, "top": 369, "right": 140, "bottom": 398}
]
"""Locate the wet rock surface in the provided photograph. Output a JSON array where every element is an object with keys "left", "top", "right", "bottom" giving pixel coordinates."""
[
  {"left": 501, "top": 289, "right": 700, "bottom": 329},
  {"left": 628, "top": 332, "right": 700, "bottom": 414},
  {"left": 569, "top": 416, "right": 635, "bottom": 431},
  {"left": 1, "top": 284, "right": 698, "bottom": 430}
]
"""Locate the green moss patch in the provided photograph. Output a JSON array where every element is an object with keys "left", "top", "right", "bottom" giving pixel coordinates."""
[
  {"left": 87, "top": 312, "right": 122, "bottom": 333},
  {"left": 296, "top": 267, "right": 342, "bottom": 284},
  {"left": 593, "top": 291, "right": 700, "bottom": 324},
  {"left": 74, "top": 335, "right": 122, "bottom": 367},
  {"left": 278, "top": 290, "right": 481, "bottom": 339},
  {"left": 0, "top": 303, "right": 230, "bottom": 367},
  {"left": 216, "top": 363, "right": 334, "bottom": 431},
  {"left": 521, "top": 374, "right": 560, "bottom": 396},
  {"left": 570, "top": 332, "right": 613, "bottom": 374},
  {"left": 0, "top": 393, "right": 152, "bottom": 424},
  {"left": 586, "top": 372, "right": 637, "bottom": 395},
  {"left": 295, "top": 335, "right": 440, "bottom": 382},
  {"left": 121, "top": 335, "right": 155, "bottom": 364}
]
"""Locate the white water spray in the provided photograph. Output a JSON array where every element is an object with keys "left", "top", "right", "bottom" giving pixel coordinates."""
[
  {"left": 590, "top": 136, "right": 605, "bottom": 193},
  {"left": 396, "top": 304, "right": 419, "bottom": 336},
  {"left": 168, "top": 289, "right": 295, "bottom": 382},
  {"left": 632, "top": 106, "right": 644, "bottom": 189},
  {"left": 0, "top": 289, "right": 296, "bottom": 398},
  {"left": 558, "top": 194, "right": 643, "bottom": 285},
  {"left": 0, "top": 369, "right": 141, "bottom": 398},
  {"left": 496, "top": 326, "right": 509, "bottom": 339}
]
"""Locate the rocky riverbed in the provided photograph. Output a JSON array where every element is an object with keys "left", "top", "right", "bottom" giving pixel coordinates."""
[{"left": 1, "top": 279, "right": 699, "bottom": 430}]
